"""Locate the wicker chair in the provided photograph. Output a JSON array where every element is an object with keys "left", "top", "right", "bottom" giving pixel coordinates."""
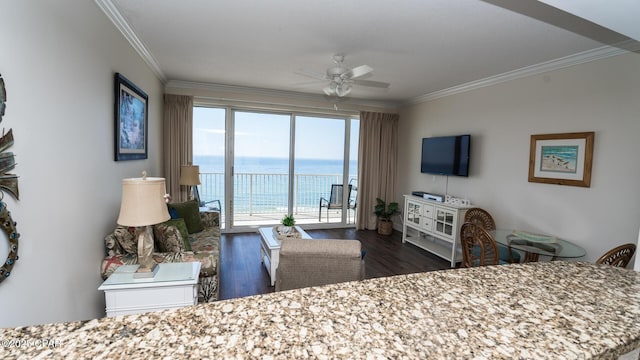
[
  {"left": 596, "top": 243, "right": 636, "bottom": 268},
  {"left": 464, "top": 207, "right": 497, "bottom": 231},
  {"left": 460, "top": 222, "right": 500, "bottom": 267},
  {"left": 464, "top": 207, "right": 520, "bottom": 263}
]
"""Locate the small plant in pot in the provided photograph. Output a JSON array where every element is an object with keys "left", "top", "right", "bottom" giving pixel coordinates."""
[
  {"left": 374, "top": 198, "right": 400, "bottom": 235},
  {"left": 279, "top": 214, "right": 296, "bottom": 234}
]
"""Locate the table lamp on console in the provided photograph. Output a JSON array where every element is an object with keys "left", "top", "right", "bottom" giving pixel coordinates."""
[
  {"left": 179, "top": 164, "right": 201, "bottom": 205},
  {"left": 117, "top": 171, "right": 170, "bottom": 278}
]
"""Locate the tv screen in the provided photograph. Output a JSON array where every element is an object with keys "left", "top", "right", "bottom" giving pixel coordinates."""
[{"left": 421, "top": 135, "right": 470, "bottom": 176}]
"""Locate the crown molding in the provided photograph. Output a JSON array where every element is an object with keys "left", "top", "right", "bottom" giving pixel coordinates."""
[
  {"left": 96, "top": 0, "right": 638, "bottom": 106},
  {"left": 407, "top": 41, "right": 640, "bottom": 105},
  {"left": 165, "top": 80, "right": 401, "bottom": 110},
  {"left": 95, "top": 0, "right": 166, "bottom": 82}
]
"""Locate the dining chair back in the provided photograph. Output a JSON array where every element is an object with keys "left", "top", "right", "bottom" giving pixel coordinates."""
[
  {"left": 464, "top": 207, "right": 496, "bottom": 231},
  {"left": 460, "top": 222, "right": 499, "bottom": 267},
  {"left": 596, "top": 243, "right": 636, "bottom": 268},
  {"left": 464, "top": 207, "right": 520, "bottom": 263}
]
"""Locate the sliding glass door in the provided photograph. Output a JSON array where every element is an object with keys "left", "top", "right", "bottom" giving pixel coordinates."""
[
  {"left": 232, "top": 111, "right": 291, "bottom": 227},
  {"left": 295, "top": 116, "right": 345, "bottom": 224},
  {"left": 194, "top": 106, "right": 358, "bottom": 230},
  {"left": 193, "top": 107, "right": 226, "bottom": 228}
]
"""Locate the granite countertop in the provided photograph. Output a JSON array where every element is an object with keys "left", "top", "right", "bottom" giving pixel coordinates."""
[{"left": 2, "top": 261, "right": 639, "bottom": 359}]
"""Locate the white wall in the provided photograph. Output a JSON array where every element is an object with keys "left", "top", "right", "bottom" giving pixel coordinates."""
[
  {"left": 0, "top": 1, "right": 163, "bottom": 327},
  {"left": 398, "top": 52, "right": 640, "bottom": 264}
]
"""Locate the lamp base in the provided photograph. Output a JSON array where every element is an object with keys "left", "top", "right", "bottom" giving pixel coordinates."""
[
  {"left": 134, "top": 263, "right": 159, "bottom": 278},
  {"left": 134, "top": 225, "right": 158, "bottom": 279}
]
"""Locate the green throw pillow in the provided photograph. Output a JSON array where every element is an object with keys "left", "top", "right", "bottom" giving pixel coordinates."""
[
  {"left": 160, "top": 218, "right": 191, "bottom": 251},
  {"left": 168, "top": 200, "right": 204, "bottom": 234}
]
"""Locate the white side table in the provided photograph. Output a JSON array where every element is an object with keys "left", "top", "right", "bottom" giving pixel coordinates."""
[{"left": 98, "top": 262, "right": 201, "bottom": 317}]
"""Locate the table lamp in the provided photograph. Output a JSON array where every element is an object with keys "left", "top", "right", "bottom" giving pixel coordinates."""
[
  {"left": 117, "top": 171, "right": 170, "bottom": 278},
  {"left": 179, "top": 164, "right": 201, "bottom": 205}
]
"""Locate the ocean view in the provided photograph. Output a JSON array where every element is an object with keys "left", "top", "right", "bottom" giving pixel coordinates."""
[
  {"left": 193, "top": 155, "right": 358, "bottom": 214},
  {"left": 194, "top": 155, "right": 357, "bottom": 176}
]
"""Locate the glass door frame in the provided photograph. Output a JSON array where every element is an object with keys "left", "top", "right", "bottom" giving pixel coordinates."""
[
  {"left": 227, "top": 109, "right": 294, "bottom": 230},
  {"left": 196, "top": 103, "right": 358, "bottom": 233}
]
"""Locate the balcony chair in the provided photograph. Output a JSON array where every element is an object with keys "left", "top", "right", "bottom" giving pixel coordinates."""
[
  {"left": 463, "top": 207, "right": 520, "bottom": 264},
  {"left": 319, "top": 184, "right": 353, "bottom": 222},
  {"left": 193, "top": 186, "right": 222, "bottom": 213},
  {"left": 596, "top": 243, "right": 636, "bottom": 268},
  {"left": 348, "top": 178, "right": 358, "bottom": 223}
]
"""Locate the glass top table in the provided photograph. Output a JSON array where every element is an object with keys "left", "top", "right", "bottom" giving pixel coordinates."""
[
  {"left": 99, "top": 262, "right": 200, "bottom": 289},
  {"left": 492, "top": 229, "right": 586, "bottom": 262}
]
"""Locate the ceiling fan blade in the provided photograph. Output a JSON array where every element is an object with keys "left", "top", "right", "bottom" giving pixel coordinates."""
[
  {"left": 353, "top": 79, "right": 390, "bottom": 89},
  {"left": 343, "top": 64, "right": 373, "bottom": 79},
  {"left": 323, "top": 85, "right": 335, "bottom": 96},
  {"left": 295, "top": 69, "right": 328, "bottom": 81}
]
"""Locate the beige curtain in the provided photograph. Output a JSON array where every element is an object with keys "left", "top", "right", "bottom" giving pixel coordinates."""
[
  {"left": 163, "top": 94, "right": 193, "bottom": 202},
  {"left": 356, "top": 111, "right": 399, "bottom": 230}
]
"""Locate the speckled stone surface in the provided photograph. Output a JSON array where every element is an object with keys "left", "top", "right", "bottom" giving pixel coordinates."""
[{"left": 2, "top": 262, "right": 639, "bottom": 359}]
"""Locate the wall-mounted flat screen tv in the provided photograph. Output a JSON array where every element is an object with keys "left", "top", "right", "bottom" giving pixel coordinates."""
[{"left": 420, "top": 135, "right": 470, "bottom": 176}]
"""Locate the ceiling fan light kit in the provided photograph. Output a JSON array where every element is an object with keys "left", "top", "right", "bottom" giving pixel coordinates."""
[
  {"left": 324, "top": 81, "right": 352, "bottom": 97},
  {"left": 336, "top": 84, "right": 352, "bottom": 97},
  {"left": 297, "top": 54, "right": 389, "bottom": 97}
]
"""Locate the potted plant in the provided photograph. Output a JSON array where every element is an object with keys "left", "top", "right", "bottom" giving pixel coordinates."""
[
  {"left": 374, "top": 198, "right": 400, "bottom": 235},
  {"left": 278, "top": 214, "right": 296, "bottom": 234}
]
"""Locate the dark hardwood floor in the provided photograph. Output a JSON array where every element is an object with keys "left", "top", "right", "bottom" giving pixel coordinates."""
[{"left": 219, "top": 228, "right": 450, "bottom": 301}]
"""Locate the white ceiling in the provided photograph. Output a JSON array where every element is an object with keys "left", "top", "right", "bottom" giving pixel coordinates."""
[
  {"left": 99, "top": 0, "right": 637, "bottom": 104},
  {"left": 538, "top": 0, "right": 640, "bottom": 41}
]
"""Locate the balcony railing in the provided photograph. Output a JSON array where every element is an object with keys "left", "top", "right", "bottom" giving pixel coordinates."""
[{"left": 198, "top": 172, "right": 357, "bottom": 221}]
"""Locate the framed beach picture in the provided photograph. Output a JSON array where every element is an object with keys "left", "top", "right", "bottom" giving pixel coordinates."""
[
  {"left": 528, "top": 132, "right": 594, "bottom": 187},
  {"left": 114, "top": 73, "right": 148, "bottom": 161}
]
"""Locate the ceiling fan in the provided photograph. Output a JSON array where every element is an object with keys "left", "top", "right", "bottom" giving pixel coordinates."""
[{"left": 296, "top": 54, "right": 390, "bottom": 97}]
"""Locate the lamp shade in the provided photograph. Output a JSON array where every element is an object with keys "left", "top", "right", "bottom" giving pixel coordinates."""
[
  {"left": 179, "top": 165, "right": 201, "bottom": 186},
  {"left": 117, "top": 176, "right": 171, "bottom": 227}
]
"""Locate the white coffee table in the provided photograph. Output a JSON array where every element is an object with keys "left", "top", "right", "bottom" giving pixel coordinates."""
[
  {"left": 98, "top": 262, "right": 201, "bottom": 317},
  {"left": 258, "top": 226, "right": 311, "bottom": 286}
]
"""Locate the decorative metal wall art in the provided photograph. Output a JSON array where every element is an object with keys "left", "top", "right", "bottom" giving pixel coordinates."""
[{"left": 0, "top": 73, "right": 20, "bottom": 285}]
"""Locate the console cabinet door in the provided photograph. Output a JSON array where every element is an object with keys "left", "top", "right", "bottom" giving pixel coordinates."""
[
  {"left": 433, "top": 207, "right": 456, "bottom": 240},
  {"left": 406, "top": 201, "right": 422, "bottom": 228}
]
